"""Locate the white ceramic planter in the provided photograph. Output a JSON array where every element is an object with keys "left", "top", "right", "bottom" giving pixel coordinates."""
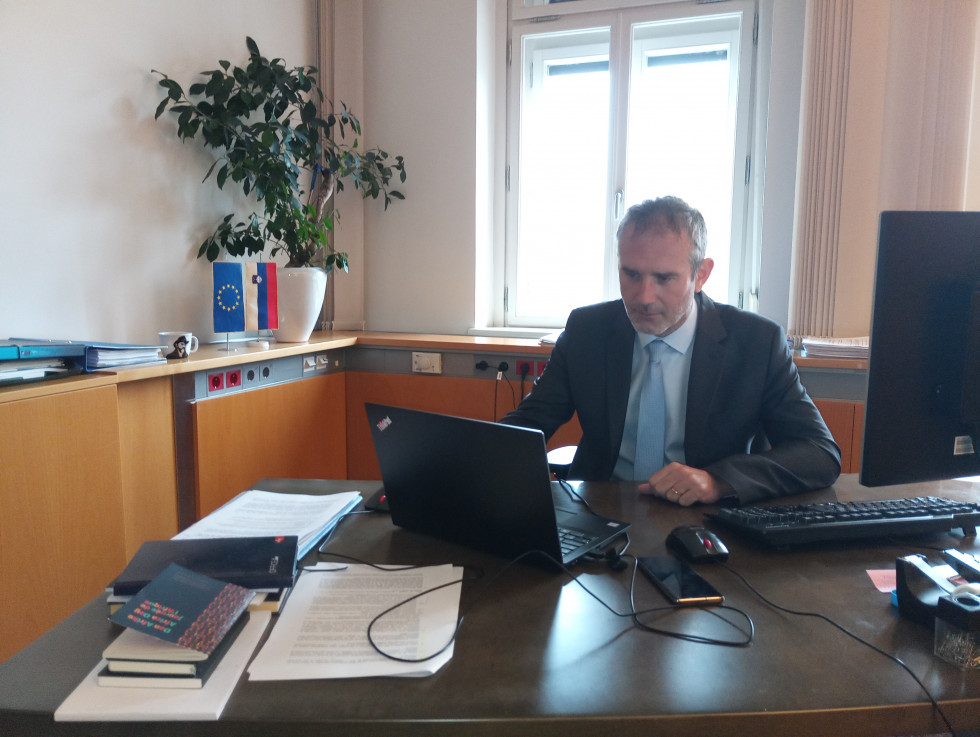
[{"left": 272, "top": 267, "right": 328, "bottom": 343}]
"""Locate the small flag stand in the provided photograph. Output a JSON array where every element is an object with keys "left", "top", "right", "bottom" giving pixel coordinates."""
[{"left": 212, "top": 262, "right": 279, "bottom": 351}]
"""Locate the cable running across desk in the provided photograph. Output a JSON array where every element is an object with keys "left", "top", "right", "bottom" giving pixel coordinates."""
[
  {"left": 315, "top": 545, "right": 756, "bottom": 663},
  {"left": 720, "top": 563, "right": 958, "bottom": 736}
]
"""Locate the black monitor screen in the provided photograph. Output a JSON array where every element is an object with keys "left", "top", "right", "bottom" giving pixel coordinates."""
[{"left": 860, "top": 211, "right": 980, "bottom": 486}]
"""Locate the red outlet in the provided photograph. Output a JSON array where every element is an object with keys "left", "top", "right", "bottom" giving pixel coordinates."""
[
  {"left": 517, "top": 360, "right": 534, "bottom": 378},
  {"left": 536, "top": 361, "right": 548, "bottom": 377},
  {"left": 208, "top": 372, "right": 224, "bottom": 392},
  {"left": 226, "top": 369, "right": 242, "bottom": 388}
]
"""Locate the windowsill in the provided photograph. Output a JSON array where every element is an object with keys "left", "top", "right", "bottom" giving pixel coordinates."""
[{"left": 467, "top": 326, "right": 557, "bottom": 340}]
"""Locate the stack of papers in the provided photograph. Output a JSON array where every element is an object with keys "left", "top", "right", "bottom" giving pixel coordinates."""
[
  {"left": 0, "top": 357, "right": 81, "bottom": 385},
  {"left": 248, "top": 563, "right": 462, "bottom": 680},
  {"left": 801, "top": 336, "right": 869, "bottom": 359},
  {"left": 172, "top": 489, "right": 362, "bottom": 557}
]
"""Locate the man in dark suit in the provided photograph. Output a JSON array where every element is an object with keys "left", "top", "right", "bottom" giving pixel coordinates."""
[{"left": 502, "top": 196, "right": 841, "bottom": 506}]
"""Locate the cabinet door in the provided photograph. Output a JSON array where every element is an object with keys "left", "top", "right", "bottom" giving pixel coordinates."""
[
  {"left": 117, "top": 377, "right": 179, "bottom": 556},
  {"left": 192, "top": 373, "right": 347, "bottom": 518},
  {"left": 0, "top": 386, "right": 126, "bottom": 661},
  {"left": 813, "top": 399, "right": 864, "bottom": 473}
]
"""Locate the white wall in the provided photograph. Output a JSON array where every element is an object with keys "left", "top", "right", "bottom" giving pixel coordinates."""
[
  {"left": 0, "top": 0, "right": 314, "bottom": 344},
  {"left": 7, "top": 1, "right": 973, "bottom": 344},
  {"left": 360, "top": 0, "right": 486, "bottom": 334}
]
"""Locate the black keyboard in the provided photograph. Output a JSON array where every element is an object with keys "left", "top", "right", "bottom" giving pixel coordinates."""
[{"left": 707, "top": 496, "right": 980, "bottom": 548}]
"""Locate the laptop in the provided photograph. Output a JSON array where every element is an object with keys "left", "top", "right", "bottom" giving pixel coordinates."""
[{"left": 364, "top": 403, "right": 630, "bottom": 567}]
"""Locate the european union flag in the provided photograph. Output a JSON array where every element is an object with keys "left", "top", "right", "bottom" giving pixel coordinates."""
[{"left": 213, "top": 262, "right": 245, "bottom": 333}]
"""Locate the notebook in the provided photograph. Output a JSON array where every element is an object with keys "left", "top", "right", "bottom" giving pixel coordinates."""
[{"left": 364, "top": 403, "right": 630, "bottom": 567}]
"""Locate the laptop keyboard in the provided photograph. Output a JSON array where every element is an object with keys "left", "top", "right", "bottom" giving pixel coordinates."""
[{"left": 559, "top": 527, "right": 598, "bottom": 555}]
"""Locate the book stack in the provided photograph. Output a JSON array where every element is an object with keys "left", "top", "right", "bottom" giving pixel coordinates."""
[
  {"left": 100, "top": 563, "right": 253, "bottom": 689},
  {"left": 99, "top": 612, "right": 250, "bottom": 688},
  {"left": 106, "top": 536, "right": 298, "bottom": 616}
]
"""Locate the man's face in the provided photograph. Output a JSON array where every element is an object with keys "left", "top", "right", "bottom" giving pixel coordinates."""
[{"left": 618, "top": 223, "right": 713, "bottom": 337}]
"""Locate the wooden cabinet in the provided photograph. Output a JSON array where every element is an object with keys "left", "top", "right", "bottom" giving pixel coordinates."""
[
  {"left": 0, "top": 385, "right": 127, "bottom": 662},
  {"left": 192, "top": 372, "right": 348, "bottom": 518},
  {"left": 117, "top": 377, "right": 179, "bottom": 555},
  {"left": 814, "top": 399, "right": 865, "bottom": 473},
  {"left": 0, "top": 378, "right": 180, "bottom": 662}
]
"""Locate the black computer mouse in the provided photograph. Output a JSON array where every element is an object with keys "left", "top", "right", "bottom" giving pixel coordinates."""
[{"left": 666, "top": 525, "right": 729, "bottom": 563}]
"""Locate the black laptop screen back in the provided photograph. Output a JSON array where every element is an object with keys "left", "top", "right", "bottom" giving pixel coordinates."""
[{"left": 365, "top": 403, "right": 562, "bottom": 560}]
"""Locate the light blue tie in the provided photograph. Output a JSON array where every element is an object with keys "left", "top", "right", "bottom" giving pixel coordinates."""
[{"left": 634, "top": 340, "right": 666, "bottom": 481}]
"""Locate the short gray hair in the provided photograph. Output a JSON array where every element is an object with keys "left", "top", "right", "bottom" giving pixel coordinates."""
[{"left": 616, "top": 196, "right": 707, "bottom": 276}]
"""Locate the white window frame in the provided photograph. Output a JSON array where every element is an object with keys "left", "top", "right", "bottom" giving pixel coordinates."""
[{"left": 501, "top": 0, "right": 765, "bottom": 329}]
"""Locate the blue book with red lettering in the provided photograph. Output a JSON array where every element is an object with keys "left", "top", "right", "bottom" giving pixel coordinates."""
[{"left": 109, "top": 563, "right": 253, "bottom": 654}]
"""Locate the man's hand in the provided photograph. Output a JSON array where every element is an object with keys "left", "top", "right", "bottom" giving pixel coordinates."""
[{"left": 638, "top": 462, "right": 733, "bottom": 506}]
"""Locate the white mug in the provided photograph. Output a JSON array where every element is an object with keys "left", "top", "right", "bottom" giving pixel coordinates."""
[{"left": 159, "top": 331, "right": 199, "bottom": 359}]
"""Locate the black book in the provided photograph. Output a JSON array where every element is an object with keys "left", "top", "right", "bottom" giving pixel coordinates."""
[
  {"left": 99, "top": 612, "right": 250, "bottom": 688},
  {"left": 110, "top": 535, "right": 298, "bottom": 596}
]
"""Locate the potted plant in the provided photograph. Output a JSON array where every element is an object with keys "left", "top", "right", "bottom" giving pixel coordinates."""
[{"left": 153, "top": 36, "right": 405, "bottom": 341}]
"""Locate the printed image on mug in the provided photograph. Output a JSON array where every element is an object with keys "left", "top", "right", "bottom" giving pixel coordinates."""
[{"left": 159, "top": 331, "right": 199, "bottom": 360}]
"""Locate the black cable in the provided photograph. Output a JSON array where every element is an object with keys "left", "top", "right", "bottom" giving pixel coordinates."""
[
  {"left": 312, "top": 550, "right": 487, "bottom": 663},
  {"left": 492, "top": 374, "right": 499, "bottom": 420},
  {"left": 556, "top": 477, "right": 597, "bottom": 515},
  {"left": 626, "top": 554, "right": 754, "bottom": 646},
  {"left": 518, "top": 361, "right": 532, "bottom": 399},
  {"left": 315, "top": 508, "right": 375, "bottom": 552},
  {"left": 721, "top": 562, "right": 957, "bottom": 736},
  {"left": 313, "top": 546, "right": 755, "bottom": 663},
  {"left": 491, "top": 363, "right": 517, "bottom": 421}
]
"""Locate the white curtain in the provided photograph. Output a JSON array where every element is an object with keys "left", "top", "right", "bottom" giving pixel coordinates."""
[
  {"left": 790, "top": 0, "right": 852, "bottom": 339},
  {"left": 789, "top": 0, "right": 978, "bottom": 338}
]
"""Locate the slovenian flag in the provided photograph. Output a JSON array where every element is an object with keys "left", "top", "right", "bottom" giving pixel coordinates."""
[
  {"left": 213, "top": 262, "right": 245, "bottom": 333},
  {"left": 245, "top": 262, "right": 278, "bottom": 330}
]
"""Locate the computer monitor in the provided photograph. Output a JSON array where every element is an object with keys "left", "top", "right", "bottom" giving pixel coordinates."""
[{"left": 860, "top": 210, "right": 980, "bottom": 486}]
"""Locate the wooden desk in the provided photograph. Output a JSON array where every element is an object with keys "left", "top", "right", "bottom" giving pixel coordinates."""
[{"left": 3, "top": 475, "right": 979, "bottom": 737}]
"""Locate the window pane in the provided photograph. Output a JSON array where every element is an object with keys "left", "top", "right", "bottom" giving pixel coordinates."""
[
  {"left": 625, "top": 18, "right": 742, "bottom": 306},
  {"left": 514, "top": 29, "right": 610, "bottom": 320},
  {"left": 505, "top": 7, "right": 754, "bottom": 328}
]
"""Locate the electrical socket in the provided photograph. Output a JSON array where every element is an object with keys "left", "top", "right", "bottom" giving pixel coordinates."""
[
  {"left": 412, "top": 352, "right": 442, "bottom": 374},
  {"left": 244, "top": 361, "right": 274, "bottom": 388},
  {"left": 517, "top": 360, "right": 534, "bottom": 378},
  {"left": 225, "top": 369, "right": 242, "bottom": 389}
]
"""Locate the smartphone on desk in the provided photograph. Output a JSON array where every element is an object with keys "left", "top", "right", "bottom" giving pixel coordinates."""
[{"left": 638, "top": 556, "right": 724, "bottom": 606}]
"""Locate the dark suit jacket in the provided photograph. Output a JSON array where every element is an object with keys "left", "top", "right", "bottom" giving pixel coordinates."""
[{"left": 502, "top": 293, "right": 841, "bottom": 504}]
